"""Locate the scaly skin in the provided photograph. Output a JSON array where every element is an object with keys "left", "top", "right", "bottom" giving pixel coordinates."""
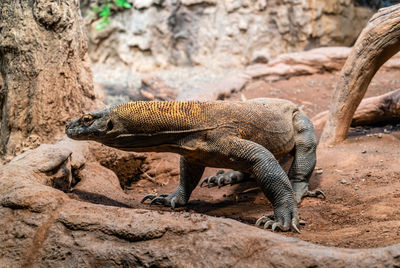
[{"left": 66, "top": 98, "right": 323, "bottom": 232}]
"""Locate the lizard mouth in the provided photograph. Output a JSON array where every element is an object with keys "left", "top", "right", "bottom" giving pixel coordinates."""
[
  {"left": 65, "top": 118, "right": 94, "bottom": 140},
  {"left": 65, "top": 126, "right": 86, "bottom": 140}
]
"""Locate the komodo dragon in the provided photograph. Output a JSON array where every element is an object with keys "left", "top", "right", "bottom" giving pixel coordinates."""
[{"left": 66, "top": 98, "right": 324, "bottom": 232}]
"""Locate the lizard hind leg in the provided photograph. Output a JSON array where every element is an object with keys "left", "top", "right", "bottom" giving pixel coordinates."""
[
  {"left": 141, "top": 156, "right": 205, "bottom": 209},
  {"left": 289, "top": 111, "right": 325, "bottom": 203}
]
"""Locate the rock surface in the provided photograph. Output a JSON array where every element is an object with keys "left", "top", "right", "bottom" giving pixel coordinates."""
[
  {"left": 178, "top": 47, "right": 400, "bottom": 101},
  {"left": 1, "top": 138, "right": 400, "bottom": 267},
  {"left": 102, "top": 75, "right": 178, "bottom": 105},
  {"left": 85, "top": 0, "right": 373, "bottom": 74},
  {"left": 93, "top": 45, "right": 400, "bottom": 104}
]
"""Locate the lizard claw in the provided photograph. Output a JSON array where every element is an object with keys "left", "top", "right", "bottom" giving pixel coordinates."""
[
  {"left": 200, "top": 176, "right": 215, "bottom": 188},
  {"left": 141, "top": 192, "right": 186, "bottom": 209},
  {"left": 200, "top": 170, "right": 248, "bottom": 188},
  {"left": 217, "top": 175, "right": 231, "bottom": 188},
  {"left": 216, "top": 170, "right": 225, "bottom": 175},
  {"left": 141, "top": 194, "right": 156, "bottom": 203},
  {"left": 291, "top": 219, "right": 301, "bottom": 233},
  {"left": 292, "top": 181, "right": 326, "bottom": 203},
  {"left": 296, "top": 188, "right": 326, "bottom": 203},
  {"left": 149, "top": 196, "right": 167, "bottom": 206},
  {"left": 272, "top": 222, "right": 289, "bottom": 232},
  {"left": 170, "top": 196, "right": 177, "bottom": 209},
  {"left": 270, "top": 220, "right": 299, "bottom": 233},
  {"left": 305, "top": 189, "right": 326, "bottom": 199},
  {"left": 255, "top": 203, "right": 301, "bottom": 234},
  {"left": 141, "top": 193, "right": 169, "bottom": 204},
  {"left": 255, "top": 215, "right": 274, "bottom": 226},
  {"left": 264, "top": 220, "right": 275, "bottom": 230},
  {"left": 208, "top": 176, "right": 217, "bottom": 187},
  {"left": 256, "top": 215, "right": 300, "bottom": 233}
]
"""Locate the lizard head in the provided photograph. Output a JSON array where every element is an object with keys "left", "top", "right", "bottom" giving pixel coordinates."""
[{"left": 66, "top": 108, "right": 118, "bottom": 141}]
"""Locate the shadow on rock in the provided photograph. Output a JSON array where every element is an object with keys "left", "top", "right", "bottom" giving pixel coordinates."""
[{"left": 69, "top": 189, "right": 132, "bottom": 208}]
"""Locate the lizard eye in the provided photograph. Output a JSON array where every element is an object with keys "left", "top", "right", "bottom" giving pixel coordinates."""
[
  {"left": 107, "top": 119, "right": 114, "bottom": 131},
  {"left": 80, "top": 114, "right": 94, "bottom": 127}
]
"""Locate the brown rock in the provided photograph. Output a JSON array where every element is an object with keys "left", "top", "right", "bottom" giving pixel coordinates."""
[
  {"left": 101, "top": 75, "right": 177, "bottom": 105},
  {"left": 245, "top": 47, "right": 352, "bottom": 80},
  {"left": 1, "top": 139, "right": 400, "bottom": 267},
  {"left": 87, "top": 141, "right": 147, "bottom": 188},
  {"left": 178, "top": 47, "right": 353, "bottom": 101},
  {"left": 6, "top": 143, "right": 73, "bottom": 193},
  {"left": 178, "top": 47, "right": 400, "bottom": 102},
  {"left": 178, "top": 73, "right": 251, "bottom": 101},
  {"left": 71, "top": 162, "right": 134, "bottom": 207},
  {"left": 139, "top": 75, "right": 178, "bottom": 101}
]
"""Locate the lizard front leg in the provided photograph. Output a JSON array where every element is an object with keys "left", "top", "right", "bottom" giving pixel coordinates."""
[
  {"left": 251, "top": 148, "right": 300, "bottom": 233},
  {"left": 216, "top": 137, "right": 300, "bottom": 232},
  {"left": 141, "top": 156, "right": 205, "bottom": 208}
]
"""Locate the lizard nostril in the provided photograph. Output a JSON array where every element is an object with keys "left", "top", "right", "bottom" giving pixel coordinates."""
[{"left": 65, "top": 121, "right": 75, "bottom": 133}]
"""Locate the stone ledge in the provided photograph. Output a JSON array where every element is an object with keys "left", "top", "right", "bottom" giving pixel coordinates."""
[{"left": 0, "top": 139, "right": 399, "bottom": 267}]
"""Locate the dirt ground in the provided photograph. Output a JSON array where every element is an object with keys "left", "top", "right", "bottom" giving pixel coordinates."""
[{"left": 125, "top": 69, "right": 400, "bottom": 249}]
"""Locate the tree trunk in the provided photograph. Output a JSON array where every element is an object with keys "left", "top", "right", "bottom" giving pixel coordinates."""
[
  {"left": 312, "top": 89, "right": 400, "bottom": 130},
  {"left": 0, "top": 0, "right": 101, "bottom": 158},
  {"left": 319, "top": 4, "right": 400, "bottom": 146}
]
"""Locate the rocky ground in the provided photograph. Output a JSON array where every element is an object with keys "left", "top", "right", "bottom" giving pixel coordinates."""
[
  {"left": 1, "top": 48, "right": 400, "bottom": 266},
  {"left": 2, "top": 0, "right": 399, "bottom": 264},
  {"left": 1, "top": 123, "right": 400, "bottom": 267},
  {"left": 123, "top": 68, "right": 400, "bottom": 249}
]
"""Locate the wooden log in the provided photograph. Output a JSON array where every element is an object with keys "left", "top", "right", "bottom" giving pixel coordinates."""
[
  {"left": 319, "top": 4, "right": 400, "bottom": 146},
  {"left": 313, "top": 89, "right": 400, "bottom": 130}
]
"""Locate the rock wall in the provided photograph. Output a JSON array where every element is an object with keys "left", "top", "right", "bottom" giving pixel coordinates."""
[{"left": 85, "top": 0, "right": 374, "bottom": 73}]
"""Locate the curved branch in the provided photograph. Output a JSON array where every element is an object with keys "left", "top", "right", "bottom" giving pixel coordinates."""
[{"left": 320, "top": 4, "right": 400, "bottom": 146}]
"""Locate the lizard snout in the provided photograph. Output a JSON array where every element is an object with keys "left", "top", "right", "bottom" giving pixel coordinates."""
[{"left": 65, "top": 121, "right": 72, "bottom": 130}]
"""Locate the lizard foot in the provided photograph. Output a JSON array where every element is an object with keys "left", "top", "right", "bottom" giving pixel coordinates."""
[
  {"left": 200, "top": 170, "right": 246, "bottom": 188},
  {"left": 255, "top": 201, "right": 301, "bottom": 233},
  {"left": 295, "top": 189, "right": 326, "bottom": 204},
  {"left": 256, "top": 215, "right": 300, "bottom": 233},
  {"left": 291, "top": 181, "right": 326, "bottom": 204},
  {"left": 302, "top": 189, "right": 326, "bottom": 199},
  {"left": 141, "top": 193, "right": 186, "bottom": 209}
]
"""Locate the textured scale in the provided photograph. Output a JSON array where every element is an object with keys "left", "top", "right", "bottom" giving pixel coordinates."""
[
  {"left": 110, "top": 99, "right": 297, "bottom": 158},
  {"left": 66, "top": 98, "right": 320, "bottom": 233},
  {"left": 112, "top": 101, "right": 212, "bottom": 133}
]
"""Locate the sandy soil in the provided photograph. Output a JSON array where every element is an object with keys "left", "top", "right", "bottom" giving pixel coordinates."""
[{"left": 126, "top": 68, "right": 400, "bottom": 249}]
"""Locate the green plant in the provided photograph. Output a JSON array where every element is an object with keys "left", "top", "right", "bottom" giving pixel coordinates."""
[{"left": 92, "top": 0, "right": 132, "bottom": 30}]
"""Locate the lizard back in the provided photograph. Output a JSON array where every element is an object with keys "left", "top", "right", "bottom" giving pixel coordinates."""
[{"left": 110, "top": 99, "right": 298, "bottom": 156}]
